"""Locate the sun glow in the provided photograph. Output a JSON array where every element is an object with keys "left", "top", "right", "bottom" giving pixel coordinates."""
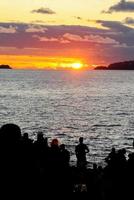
[
  {"left": 0, "top": 54, "right": 88, "bottom": 70},
  {"left": 71, "top": 62, "right": 83, "bottom": 70}
]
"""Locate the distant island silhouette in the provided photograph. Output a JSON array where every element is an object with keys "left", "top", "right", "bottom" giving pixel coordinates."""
[
  {"left": 94, "top": 60, "right": 134, "bottom": 70},
  {"left": 0, "top": 65, "right": 12, "bottom": 69},
  {"left": 94, "top": 66, "right": 107, "bottom": 70}
]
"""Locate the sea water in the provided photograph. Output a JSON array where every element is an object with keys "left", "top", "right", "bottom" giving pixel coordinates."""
[{"left": 0, "top": 69, "right": 134, "bottom": 165}]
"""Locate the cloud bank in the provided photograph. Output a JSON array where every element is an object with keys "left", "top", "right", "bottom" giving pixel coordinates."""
[{"left": 0, "top": 21, "right": 134, "bottom": 65}]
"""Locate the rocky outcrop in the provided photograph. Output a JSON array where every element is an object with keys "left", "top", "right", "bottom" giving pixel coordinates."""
[{"left": 0, "top": 65, "right": 12, "bottom": 69}]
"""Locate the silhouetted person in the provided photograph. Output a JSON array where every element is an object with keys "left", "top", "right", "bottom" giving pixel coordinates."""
[
  {"left": 0, "top": 124, "right": 24, "bottom": 194},
  {"left": 60, "top": 144, "right": 70, "bottom": 167},
  {"left": 49, "top": 138, "right": 61, "bottom": 165},
  {"left": 22, "top": 132, "right": 33, "bottom": 144},
  {"left": 21, "top": 132, "right": 34, "bottom": 171},
  {"left": 105, "top": 147, "right": 117, "bottom": 168},
  {"left": 75, "top": 137, "right": 89, "bottom": 168},
  {"left": 34, "top": 132, "right": 50, "bottom": 176},
  {"left": 46, "top": 138, "right": 63, "bottom": 193},
  {"left": 34, "top": 132, "right": 49, "bottom": 156},
  {"left": 34, "top": 132, "right": 46, "bottom": 146}
]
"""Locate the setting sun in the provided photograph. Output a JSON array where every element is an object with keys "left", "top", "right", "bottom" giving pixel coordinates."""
[{"left": 71, "top": 63, "right": 83, "bottom": 70}]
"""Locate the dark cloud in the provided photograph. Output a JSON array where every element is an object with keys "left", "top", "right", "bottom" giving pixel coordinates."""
[
  {"left": 124, "top": 17, "right": 134, "bottom": 25},
  {"left": 103, "top": 0, "right": 134, "bottom": 13},
  {"left": 31, "top": 7, "right": 56, "bottom": 14},
  {"left": 96, "top": 20, "right": 131, "bottom": 32},
  {"left": 96, "top": 20, "right": 134, "bottom": 47},
  {"left": 74, "top": 16, "right": 82, "bottom": 20}
]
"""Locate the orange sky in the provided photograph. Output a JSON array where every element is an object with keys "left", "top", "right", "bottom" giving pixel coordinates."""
[
  {"left": 0, "top": 55, "right": 90, "bottom": 70},
  {"left": 0, "top": 0, "right": 134, "bottom": 69}
]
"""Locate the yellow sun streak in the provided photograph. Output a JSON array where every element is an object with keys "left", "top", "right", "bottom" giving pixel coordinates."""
[
  {"left": 71, "top": 62, "right": 83, "bottom": 70},
  {"left": 0, "top": 55, "right": 85, "bottom": 70}
]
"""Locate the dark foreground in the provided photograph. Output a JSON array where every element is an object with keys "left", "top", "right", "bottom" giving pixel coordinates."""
[{"left": 0, "top": 123, "right": 134, "bottom": 199}]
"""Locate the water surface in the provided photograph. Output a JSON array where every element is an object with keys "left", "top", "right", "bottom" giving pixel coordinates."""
[{"left": 0, "top": 70, "right": 134, "bottom": 165}]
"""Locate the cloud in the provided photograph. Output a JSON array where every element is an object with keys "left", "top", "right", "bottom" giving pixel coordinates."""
[
  {"left": 74, "top": 16, "right": 82, "bottom": 20},
  {"left": 63, "top": 33, "right": 119, "bottom": 45},
  {"left": 124, "top": 17, "right": 134, "bottom": 25},
  {"left": 0, "top": 25, "right": 17, "bottom": 33},
  {"left": 113, "top": 43, "right": 128, "bottom": 48},
  {"left": 31, "top": 7, "right": 56, "bottom": 14},
  {"left": 25, "top": 25, "right": 48, "bottom": 33},
  {"left": 103, "top": 0, "right": 134, "bottom": 13},
  {"left": 96, "top": 20, "right": 134, "bottom": 48},
  {"left": 33, "top": 32, "right": 120, "bottom": 46},
  {"left": 34, "top": 34, "right": 71, "bottom": 44},
  {"left": 63, "top": 33, "right": 87, "bottom": 42},
  {"left": 96, "top": 20, "right": 131, "bottom": 32},
  {"left": 60, "top": 39, "right": 70, "bottom": 44},
  {"left": 33, "top": 35, "right": 59, "bottom": 42}
]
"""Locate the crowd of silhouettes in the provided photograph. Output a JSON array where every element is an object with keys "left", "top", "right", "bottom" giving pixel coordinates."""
[{"left": 0, "top": 123, "right": 134, "bottom": 199}]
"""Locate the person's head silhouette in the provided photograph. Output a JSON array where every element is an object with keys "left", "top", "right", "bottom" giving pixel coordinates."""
[
  {"left": 0, "top": 123, "right": 21, "bottom": 143},
  {"left": 51, "top": 138, "right": 59, "bottom": 148},
  {"left": 37, "top": 132, "right": 44, "bottom": 141},
  {"left": 79, "top": 137, "right": 83, "bottom": 144}
]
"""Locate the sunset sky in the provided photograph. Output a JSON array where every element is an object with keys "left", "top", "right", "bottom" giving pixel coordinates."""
[{"left": 0, "top": 0, "right": 134, "bottom": 69}]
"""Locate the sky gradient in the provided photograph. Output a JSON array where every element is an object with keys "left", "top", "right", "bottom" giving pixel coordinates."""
[{"left": 0, "top": 0, "right": 134, "bottom": 69}]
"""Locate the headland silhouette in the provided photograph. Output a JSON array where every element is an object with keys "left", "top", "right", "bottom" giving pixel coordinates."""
[
  {"left": 0, "top": 64, "right": 12, "bottom": 69},
  {"left": 94, "top": 60, "right": 134, "bottom": 70}
]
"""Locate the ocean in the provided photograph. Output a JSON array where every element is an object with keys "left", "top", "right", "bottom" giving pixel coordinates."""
[{"left": 0, "top": 69, "right": 134, "bottom": 166}]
